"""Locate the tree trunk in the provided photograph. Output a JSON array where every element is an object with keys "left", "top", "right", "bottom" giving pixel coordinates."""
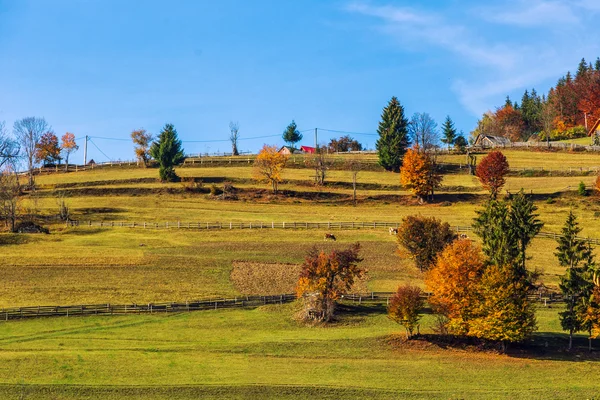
[
  {"left": 352, "top": 177, "right": 357, "bottom": 206},
  {"left": 569, "top": 329, "right": 573, "bottom": 351},
  {"left": 589, "top": 336, "right": 592, "bottom": 352}
]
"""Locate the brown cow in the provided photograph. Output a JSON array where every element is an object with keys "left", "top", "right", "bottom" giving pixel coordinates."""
[{"left": 324, "top": 233, "right": 336, "bottom": 241}]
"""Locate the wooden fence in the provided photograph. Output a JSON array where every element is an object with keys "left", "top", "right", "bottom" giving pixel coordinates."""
[
  {"left": 66, "top": 220, "right": 600, "bottom": 245},
  {"left": 0, "top": 290, "right": 564, "bottom": 322}
]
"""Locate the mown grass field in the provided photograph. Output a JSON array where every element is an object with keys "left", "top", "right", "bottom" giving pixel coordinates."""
[{"left": 2, "top": 149, "right": 600, "bottom": 398}]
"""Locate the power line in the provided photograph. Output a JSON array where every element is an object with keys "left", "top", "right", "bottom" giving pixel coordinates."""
[
  {"left": 317, "top": 128, "right": 378, "bottom": 137},
  {"left": 88, "top": 139, "right": 112, "bottom": 161}
]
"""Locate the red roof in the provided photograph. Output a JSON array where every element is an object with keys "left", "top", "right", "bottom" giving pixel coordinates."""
[{"left": 300, "top": 146, "right": 316, "bottom": 153}]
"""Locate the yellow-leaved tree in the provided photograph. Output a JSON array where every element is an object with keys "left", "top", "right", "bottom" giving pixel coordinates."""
[
  {"left": 254, "top": 145, "right": 288, "bottom": 194},
  {"left": 400, "top": 148, "right": 442, "bottom": 203}
]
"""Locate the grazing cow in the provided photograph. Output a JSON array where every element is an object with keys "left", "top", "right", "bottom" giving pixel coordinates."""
[
  {"left": 459, "top": 233, "right": 470, "bottom": 240},
  {"left": 324, "top": 233, "right": 336, "bottom": 241},
  {"left": 389, "top": 227, "right": 398, "bottom": 235}
]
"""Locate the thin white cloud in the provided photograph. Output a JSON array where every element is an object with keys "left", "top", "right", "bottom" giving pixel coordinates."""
[
  {"left": 346, "top": 1, "right": 600, "bottom": 117},
  {"left": 481, "top": 0, "right": 579, "bottom": 26},
  {"left": 346, "top": 2, "right": 517, "bottom": 70}
]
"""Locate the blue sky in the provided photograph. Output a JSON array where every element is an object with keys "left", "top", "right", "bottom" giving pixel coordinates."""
[{"left": 1, "top": 0, "right": 600, "bottom": 163}]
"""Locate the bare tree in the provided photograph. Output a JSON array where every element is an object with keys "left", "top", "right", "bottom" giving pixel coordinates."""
[
  {"left": 13, "top": 117, "right": 49, "bottom": 188},
  {"left": 0, "top": 168, "right": 21, "bottom": 232},
  {"left": 307, "top": 147, "right": 332, "bottom": 186},
  {"left": 345, "top": 158, "right": 362, "bottom": 206},
  {"left": 540, "top": 95, "right": 556, "bottom": 148},
  {"left": 408, "top": 113, "right": 438, "bottom": 151},
  {"left": 0, "top": 121, "right": 19, "bottom": 169},
  {"left": 229, "top": 121, "right": 240, "bottom": 156}
]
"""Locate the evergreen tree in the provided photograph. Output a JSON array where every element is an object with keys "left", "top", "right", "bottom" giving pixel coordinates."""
[
  {"left": 376, "top": 96, "right": 410, "bottom": 172},
  {"left": 282, "top": 120, "right": 302, "bottom": 147},
  {"left": 556, "top": 211, "right": 596, "bottom": 350},
  {"left": 440, "top": 116, "right": 457, "bottom": 149},
  {"left": 595, "top": 57, "right": 600, "bottom": 71},
  {"left": 576, "top": 58, "right": 588, "bottom": 80},
  {"left": 509, "top": 190, "right": 544, "bottom": 279},
  {"left": 453, "top": 133, "right": 467, "bottom": 152},
  {"left": 149, "top": 123, "right": 185, "bottom": 182},
  {"left": 473, "top": 199, "right": 519, "bottom": 267}
]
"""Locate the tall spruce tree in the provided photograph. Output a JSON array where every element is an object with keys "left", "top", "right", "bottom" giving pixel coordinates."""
[
  {"left": 282, "top": 120, "right": 302, "bottom": 148},
  {"left": 440, "top": 116, "right": 457, "bottom": 150},
  {"left": 149, "top": 123, "right": 185, "bottom": 182},
  {"left": 556, "top": 211, "right": 596, "bottom": 350},
  {"left": 376, "top": 97, "right": 410, "bottom": 172},
  {"left": 473, "top": 199, "right": 519, "bottom": 268},
  {"left": 509, "top": 190, "right": 543, "bottom": 279}
]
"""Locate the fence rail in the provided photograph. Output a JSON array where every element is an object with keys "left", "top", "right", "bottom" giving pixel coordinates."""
[
  {"left": 66, "top": 220, "right": 600, "bottom": 245},
  {"left": 0, "top": 290, "right": 564, "bottom": 322}
]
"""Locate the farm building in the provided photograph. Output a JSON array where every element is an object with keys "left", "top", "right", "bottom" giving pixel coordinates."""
[
  {"left": 300, "top": 146, "right": 316, "bottom": 154},
  {"left": 473, "top": 134, "right": 511, "bottom": 148},
  {"left": 278, "top": 146, "right": 297, "bottom": 155}
]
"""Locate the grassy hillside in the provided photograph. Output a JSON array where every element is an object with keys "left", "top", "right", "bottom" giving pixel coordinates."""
[{"left": 2, "top": 149, "right": 600, "bottom": 399}]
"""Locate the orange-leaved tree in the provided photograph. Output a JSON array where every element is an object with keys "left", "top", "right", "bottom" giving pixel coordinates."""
[
  {"left": 253, "top": 145, "right": 288, "bottom": 194},
  {"left": 425, "top": 239, "right": 486, "bottom": 335},
  {"left": 34, "top": 131, "right": 61, "bottom": 165},
  {"left": 399, "top": 148, "right": 442, "bottom": 202},
  {"left": 60, "top": 132, "right": 78, "bottom": 171},
  {"left": 397, "top": 215, "right": 457, "bottom": 272},
  {"left": 131, "top": 129, "right": 154, "bottom": 167},
  {"left": 296, "top": 243, "right": 364, "bottom": 322},
  {"left": 475, "top": 150, "right": 509, "bottom": 199},
  {"left": 387, "top": 285, "right": 424, "bottom": 339},
  {"left": 595, "top": 174, "right": 600, "bottom": 196}
]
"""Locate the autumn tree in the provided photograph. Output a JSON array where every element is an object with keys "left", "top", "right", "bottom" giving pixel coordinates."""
[
  {"left": 376, "top": 97, "right": 410, "bottom": 172},
  {"left": 328, "top": 135, "right": 363, "bottom": 152},
  {"left": 469, "top": 263, "right": 537, "bottom": 352},
  {"left": 388, "top": 285, "right": 424, "bottom": 339},
  {"left": 475, "top": 151, "right": 509, "bottom": 199},
  {"left": 397, "top": 215, "right": 457, "bottom": 272},
  {"left": 149, "top": 124, "right": 185, "bottom": 182},
  {"left": 296, "top": 243, "right": 364, "bottom": 322},
  {"left": 399, "top": 148, "right": 442, "bottom": 202},
  {"left": 229, "top": 121, "right": 240, "bottom": 156},
  {"left": 282, "top": 120, "right": 302, "bottom": 148},
  {"left": 35, "top": 131, "right": 61, "bottom": 165},
  {"left": 408, "top": 112, "right": 438, "bottom": 151},
  {"left": 425, "top": 239, "right": 486, "bottom": 335},
  {"left": 583, "top": 278, "right": 600, "bottom": 351},
  {"left": 61, "top": 132, "right": 78, "bottom": 171},
  {"left": 440, "top": 116, "right": 457, "bottom": 150},
  {"left": 556, "top": 211, "right": 596, "bottom": 350},
  {"left": 131, "top": 129, "right": 154, "bottom": 167},
  {"left": 253, "top": 145, "right": 288, "bottom": 194}
]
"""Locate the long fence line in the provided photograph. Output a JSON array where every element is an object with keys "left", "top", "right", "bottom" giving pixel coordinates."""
[
  {"left": 0, "top": 291, "right": 563, "bottom": 322},
  {"left": 67, "top": 220, "right": 600, "bottom": 245}
]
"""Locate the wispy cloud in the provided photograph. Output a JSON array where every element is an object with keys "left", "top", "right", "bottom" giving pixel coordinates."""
[
  {"left": 480, "top": 0, "right": 579, "bottom": 26},
  {"left": 346, "top": 1, "right": 600, "bottom": 116}
]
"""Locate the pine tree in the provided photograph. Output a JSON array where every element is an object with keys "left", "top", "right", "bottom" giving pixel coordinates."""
[
  {"left": 376, "top": 97, "right": 410, "bottom": 172},
  {"left": 149, "top": 123, "right": 185, "bottom": 182},
  {"left": 440, "top": 116, "right": 457, "bottom": 150},
  {"left": 595, "top": 57, "right": 600, "bottom": 71},
  {"left": 473, "top": 199, "right": 519, "bottom": 267},
  {"left": 282, "top": 120, "right": 302, "bottom": 147},
  {"left": 509, "top": 190, "right": 543, "bottom": 280},
  {"left": 556, "top": 211, "right": 596, "bottom": 350},
  {"left": 576, "top": 58, "right": 588, "bottom": 80}
]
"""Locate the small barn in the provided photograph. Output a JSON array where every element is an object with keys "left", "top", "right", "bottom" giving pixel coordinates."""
[
  {"left": 300, "top": 146, "right": 316, "bottom": 154},
  {"left": 473, "top": 134, "right": 511, "bottom": 148},
  {"left": 278, "top": 146, "right": 297, "bottom": 155}
]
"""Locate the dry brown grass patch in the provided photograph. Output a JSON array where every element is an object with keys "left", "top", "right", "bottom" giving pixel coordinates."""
[{"left": 231, "top": 261, "right": 301, "bottom": 295}]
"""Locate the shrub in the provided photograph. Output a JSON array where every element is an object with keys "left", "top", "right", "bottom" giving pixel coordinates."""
[
  {"left": 397, "top": 215, "right": 457, "bottom": 272},
  {"left": 578, "top": 181, "right": 588, "bottom": 196},
  {"left": 388, "top": 285, "right": 424, "bottom": 339},
  {"left": 475, "top": 151, "right": 509, "bottom": 199}
]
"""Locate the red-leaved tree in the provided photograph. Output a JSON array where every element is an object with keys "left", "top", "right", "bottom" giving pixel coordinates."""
[
  {"left": 388, "top": 285, "right": 424, "bottom": 339},
  {"left": 475, "top": 151, "right": 510, "bottom": 199}
]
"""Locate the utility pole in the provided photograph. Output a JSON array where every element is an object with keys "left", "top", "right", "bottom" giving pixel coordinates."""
[
  {"left": 314, "top": 128, "right": 318, "bottom": 150},
  {"left": 83, "top": 135, "right": 88, "bottom": 165}
]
